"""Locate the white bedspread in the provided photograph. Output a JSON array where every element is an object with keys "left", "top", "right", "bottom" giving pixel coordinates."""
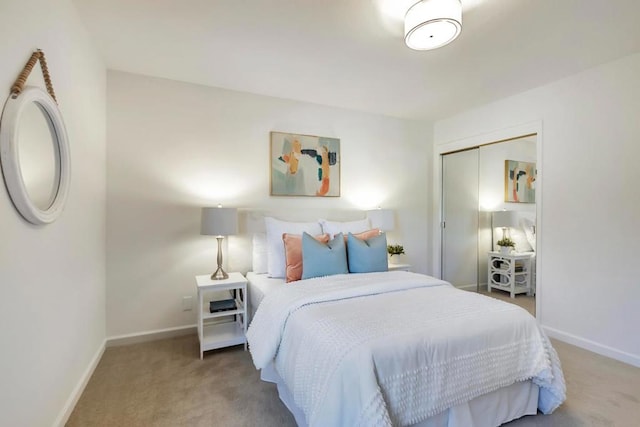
[{"left": 247, "top": 271, "right": 565, "bottom": 427}]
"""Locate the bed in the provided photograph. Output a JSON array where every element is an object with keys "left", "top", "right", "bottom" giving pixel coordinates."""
[
  {"left": 246, "top": 271, "right": 283, "bottom": 321},
  {"left": 244, "top": 216, "right": 564, "bottom": 426}
]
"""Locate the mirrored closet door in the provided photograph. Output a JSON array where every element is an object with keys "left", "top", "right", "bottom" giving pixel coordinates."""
[
  {"left": 441, "top": 135, "right": 537, "bottom": 314},
  {"left": 441, "top": 148, "right": 479, "bottom": 291}
]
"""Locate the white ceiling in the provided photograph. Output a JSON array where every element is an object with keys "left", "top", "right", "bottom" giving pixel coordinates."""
[{"left": 73, "top": 0, "right": 640, "bottom": 120}]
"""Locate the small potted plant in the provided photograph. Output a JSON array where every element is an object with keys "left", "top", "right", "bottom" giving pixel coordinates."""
[
  {"left": 387, "top": 244, "right": 405, "bottom": 264},
  {"left": 496, "top": 237, "right": 515, "bottom": 254}
]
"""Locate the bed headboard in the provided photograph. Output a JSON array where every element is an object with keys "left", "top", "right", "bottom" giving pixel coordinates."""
[{"left": 228, "top": 208, "right": 369, "bottom": 274}]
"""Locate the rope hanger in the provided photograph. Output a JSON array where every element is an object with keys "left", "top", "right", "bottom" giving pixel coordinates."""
[{"left": 10, "top": 49, "right": 57, "bottom": 103}]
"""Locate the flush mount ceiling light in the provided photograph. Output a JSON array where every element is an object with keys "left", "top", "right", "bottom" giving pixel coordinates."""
[{"left": 404, "top": 0, "right": 462, "bottom": 50}]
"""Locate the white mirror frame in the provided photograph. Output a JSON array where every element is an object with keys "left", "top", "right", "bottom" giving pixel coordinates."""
[{"left": 0, "top": 86, "right": 70, "bottom": 225}]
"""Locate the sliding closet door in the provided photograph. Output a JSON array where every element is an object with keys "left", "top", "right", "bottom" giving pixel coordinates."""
[{"left": 441, "top": 149, "right": 479, "bottom": 290}]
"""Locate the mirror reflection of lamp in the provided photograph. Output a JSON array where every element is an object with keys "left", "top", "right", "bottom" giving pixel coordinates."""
[
  {"left": 492, "top": 210, "right": 517, "bottom": 248},
  {"left": 200, "top": 205, "right": 238, "bottom": 280}
]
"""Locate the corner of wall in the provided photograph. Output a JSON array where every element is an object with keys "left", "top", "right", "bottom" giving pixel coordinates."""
[{"left": 53, "top": 339, "right": 106, "bottom": 427}]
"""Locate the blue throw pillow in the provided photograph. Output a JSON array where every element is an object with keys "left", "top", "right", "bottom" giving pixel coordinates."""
[
  {"left": 301, "top": 232, "right": 348, "bottom": 280},
  {"left": 347, "top": 232, "right": 388, "bottom": 273}
]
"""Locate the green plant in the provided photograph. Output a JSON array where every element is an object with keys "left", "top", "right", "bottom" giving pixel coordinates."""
[
  {"left": 387, "top": 244, "right": 405, "bottom": 256},
  {"left": 496, "top": 237, "right": 515, "bottom": 247}
]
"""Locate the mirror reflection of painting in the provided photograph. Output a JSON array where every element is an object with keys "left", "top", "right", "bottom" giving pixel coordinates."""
[
  {"left": 505, "top": 160, "right": 536, "bottom": 203},
  {"left": 270, "top": 131, "right": 340, "bottom": 197}
]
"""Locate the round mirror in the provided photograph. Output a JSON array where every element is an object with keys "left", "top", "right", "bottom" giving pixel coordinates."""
[{"left": 0, "top": 86, "right": 70, "bottom": 225}]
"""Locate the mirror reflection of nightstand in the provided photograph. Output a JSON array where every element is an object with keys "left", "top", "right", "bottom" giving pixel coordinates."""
[
  {"left": 388, "top": 263, "right": 411, "bottom": 272},
  {"left": 487, "top": 251, "right": 534, "bottom": 298}
]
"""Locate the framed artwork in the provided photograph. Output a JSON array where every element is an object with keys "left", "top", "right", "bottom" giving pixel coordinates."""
[
  {"left": 505, "top": 160, "right": 536, "bottom": 203},
  {"left": 270, "top": 131, "right": 340, "bottom": 197}
]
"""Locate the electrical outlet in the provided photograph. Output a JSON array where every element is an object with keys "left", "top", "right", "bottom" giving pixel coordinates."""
[{"left": 182, "top": 296, "right": 193, "bottom": 311}]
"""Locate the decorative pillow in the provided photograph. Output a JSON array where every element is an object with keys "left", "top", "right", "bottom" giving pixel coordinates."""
[
  {"left": 283, "top": 233, "right": 330, "bottom": 283},
  {"left": 346, "top": 232, "right": 388, "bottom": 274},
  {"left": 252, "top": 233, "right": 268, "bottom": 273},
  {"left": 319, "top": 218, "right": 370, "bottom": 239},
  {"left": 345, "top": 228, "right": 380, "bottom": 242},
  {"left": 301, "top": 232, "right": 348, "bottom": 280},
  {"left": 265, "top": 217, "right": 322, "bottom": 278}
]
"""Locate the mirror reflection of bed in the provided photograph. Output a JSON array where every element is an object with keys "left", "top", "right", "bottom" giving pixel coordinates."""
[
  {"left": 243, "top": 212, "right": 564, "bottom": 427},
  {"left": 441, "top": 135, "right": 537, "bottom": 316}
]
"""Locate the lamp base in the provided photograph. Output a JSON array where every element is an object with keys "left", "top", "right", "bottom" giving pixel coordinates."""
[
  {"left": 211, "top": 266, "right": 228, "bottom": 280},
  {"left": 210, "top": 236, "right": 229, "bottom": 280}
]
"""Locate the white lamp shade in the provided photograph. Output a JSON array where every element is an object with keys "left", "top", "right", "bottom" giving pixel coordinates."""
[
  {"left": 492, "top": 210, "right": 517, "bottom": 228},
  {"left": 404, "top": 0, "right": 462, "bottom": 50},
  {"left": 366, "top": 209, "right": 395, "bottom": 232},
  {"left": 201, "top": 207, "right": 238, "bottom": 236}
]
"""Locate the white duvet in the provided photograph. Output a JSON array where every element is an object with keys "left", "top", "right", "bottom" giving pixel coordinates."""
[{"left": 247, "top": 271, "right": 565, "bottom": 427}]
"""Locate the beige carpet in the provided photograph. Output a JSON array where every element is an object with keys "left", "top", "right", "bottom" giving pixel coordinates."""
[
  {"left": 67, "top": 338, "right": 295, "bottom": 427},
  {"left": 68, "top": 327, "right": 639, "bottom": 426}
]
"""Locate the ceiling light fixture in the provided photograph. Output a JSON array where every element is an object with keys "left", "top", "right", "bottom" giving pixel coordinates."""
[{"left": 404, "top": 0, "right": 462, "bottom": 50}]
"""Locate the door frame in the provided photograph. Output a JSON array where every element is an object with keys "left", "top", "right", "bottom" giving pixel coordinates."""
[{"left": 432, "top": 120, "right": 543, "bottom": 321}]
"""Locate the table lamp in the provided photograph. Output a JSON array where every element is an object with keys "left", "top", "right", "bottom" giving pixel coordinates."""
[
  {"left": 492, "top": 210, "right": 517, "bottom": 240},
  {"left": 201, "top": 206, "right": 238, "bottom": 280},
  {"left": 366, "top": 208, "right": 395, "bottom": 232}
]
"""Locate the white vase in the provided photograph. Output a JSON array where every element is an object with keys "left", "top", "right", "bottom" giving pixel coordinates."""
[
  {"left": 499, "top": 246, "right": 511, "bottom": 255},
  {"left": 389, "top": 254, "right": 402, "bottom": 265}
]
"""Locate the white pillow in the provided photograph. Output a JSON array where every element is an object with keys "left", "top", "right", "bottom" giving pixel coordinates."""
[
  {"left": 265, "top": 217, "right": 322, "bottom": 278},
  {"left": 319, "top": 218, "right": 370, "bottom": 239},
  {"left": 520, "top": 218, "right": 536, "bottom": 252},
  {"left": 252, "top": 233, "right": 268, "bottom": 273},
  {"left": 510, "top": 227, "right": 533, "bottom": 253}
]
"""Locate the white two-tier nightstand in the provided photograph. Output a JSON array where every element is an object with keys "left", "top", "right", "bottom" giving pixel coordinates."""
[
  {"left": 487, "top": 251, "right": 534, "bottom": 298},
  {"left": 195, "top": 272, "right": 248, "bottom": 359},
  {"left": 388, "top": 262, "right": 412, "bottom": 272}
]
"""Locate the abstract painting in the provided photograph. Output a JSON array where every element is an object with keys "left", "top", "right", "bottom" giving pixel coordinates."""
[
  {"left": 270, "top": 131, "right": 340, "bottom": 197},
  {"left": 505, "top": 160, "right": 536, "bottom": 203}
]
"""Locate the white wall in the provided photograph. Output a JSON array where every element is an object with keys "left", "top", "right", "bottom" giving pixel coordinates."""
[
  {"left": 0, "top": 0, "right": 106, "bottom": 425},
  {"left": 106, "top": 71, "right": 432, "bottom": 337},
  {"left": 434, "top": 53, "right": 640, "bottom": 367}
]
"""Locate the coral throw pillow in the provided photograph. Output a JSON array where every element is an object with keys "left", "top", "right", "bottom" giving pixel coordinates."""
[
  {"left": 283, "top": 233, "right": 330, "bottom": 283},
  {"left": 344, "top": 228, "right": 380, "bottom": 242}
]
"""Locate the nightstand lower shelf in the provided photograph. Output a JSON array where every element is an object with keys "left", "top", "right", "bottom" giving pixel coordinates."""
[
  {"left": 488, "top": 282, "right": 529, "bottom": 296},
  {"left": 201, "top": 322, "right": 245, "bottom": 352}
]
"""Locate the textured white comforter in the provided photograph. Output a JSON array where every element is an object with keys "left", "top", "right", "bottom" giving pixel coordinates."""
[{"left": 247, "top": 271, "right": 565, "bottom": 427}]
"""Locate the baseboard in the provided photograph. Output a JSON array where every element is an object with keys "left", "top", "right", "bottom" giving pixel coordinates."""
[
  {"left": 543, "top": 326, "right": 640, "bottom": 368},
  {"left": 456, "top": 283, "right": 479, "bottom": 291},
  {"left": 54, "top": 338, "right": 106, "bottom": 427},
  {"left": 107, "top": 324, "right": 197, "bottom": 347}
]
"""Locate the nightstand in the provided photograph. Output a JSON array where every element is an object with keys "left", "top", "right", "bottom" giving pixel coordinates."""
[
  {"left": 487, "top": 251, "right": 534, "bottom": 298},
  {"left": 388, "top": 262, "right": 411, "bottom": 272},
  {"left": 195, "top": 272, "right": 248, "bottom": 359}
]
